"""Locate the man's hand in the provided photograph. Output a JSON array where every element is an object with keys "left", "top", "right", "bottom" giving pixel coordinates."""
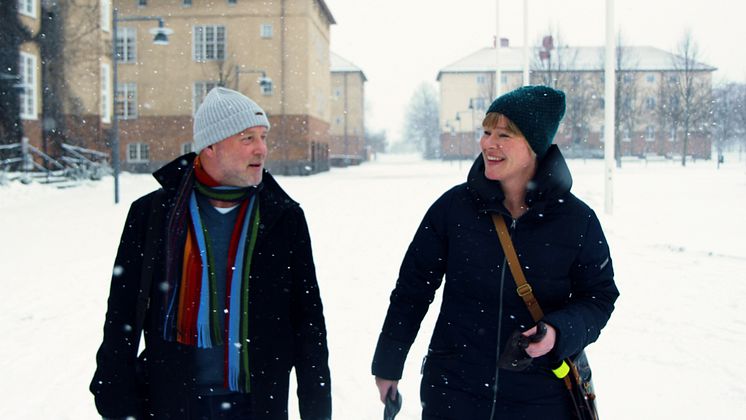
[
  {"left": 375, "top": 376, "right": 399, "bottom": 404},
  {"left": 522, "top": 322, "right": 556, "bottom": 358}
]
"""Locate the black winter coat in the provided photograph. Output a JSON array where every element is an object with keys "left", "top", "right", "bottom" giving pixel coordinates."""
[
  {"left": 372, "top": 146, "right": 618, "bottom": 419},
  {"left": 91, "top": 154, "right": 331, "bottom": 420}
]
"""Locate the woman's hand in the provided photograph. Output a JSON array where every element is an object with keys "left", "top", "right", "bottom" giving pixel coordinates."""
[
  {"left": 522, "top": 323, "right": 556, "bottom": 358},
  {"left": 375, "top": 376, "right": 399, "bottom": 403}
]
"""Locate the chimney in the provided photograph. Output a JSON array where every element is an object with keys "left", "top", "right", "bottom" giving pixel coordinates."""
[{"left": 500, "top": 38, "right": 510, "bottom": 48}]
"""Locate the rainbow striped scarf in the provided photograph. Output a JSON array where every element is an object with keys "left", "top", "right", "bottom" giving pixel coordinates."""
[{"left": 162, "top": 157, "right": 261, "bottom": 393}]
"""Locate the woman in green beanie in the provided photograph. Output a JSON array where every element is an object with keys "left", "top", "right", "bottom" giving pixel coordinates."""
[{"left": 372, "top": 85, "right": 619, "bottom": 419}]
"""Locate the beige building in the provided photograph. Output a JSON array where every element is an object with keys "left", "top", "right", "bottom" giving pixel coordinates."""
[
  {"left": 437, "top": 44, "right": 716, "bottom": 160},
  {"left": 113, "top": 0, "right": 335, "bottom": 174},
  {"left": 329, "top": 51, "right": 366, "bottom": 166}
]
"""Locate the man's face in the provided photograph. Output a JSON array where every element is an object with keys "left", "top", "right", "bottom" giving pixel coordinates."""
[{"left": 205, "top": 126, "right": 268, "bottom": 187}]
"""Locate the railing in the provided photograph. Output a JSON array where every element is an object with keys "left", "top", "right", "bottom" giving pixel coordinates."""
[{"left": 0, "top": 139, "right": 111, "bottom": 186}]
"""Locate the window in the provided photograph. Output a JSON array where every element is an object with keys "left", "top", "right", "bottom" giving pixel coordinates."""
[
  {"left": 128, "top": 143, "right": 149, "bottom": 162},
  {"left": 193, "top": 81, "right": 219, "bottom": 114},
  {"left": 260, "top": 24, "right": 273, "bottom": 39},
  {"left": 646, "top": 96, "right": 656, "bottom": 110},
  {"left": 193, "top": 25, "right": 226, "bottom": 61},
  {"left": 181, "top": 143, "right": 193, "bottom": 154},
  {"left": 182, "top": 0, "right": 192, "bottom": 6},
  {"left": 228, "top": 0, "right": 237, "bottom": 4},
  {"left": 138, "top": 0, "right": 147, "bottom": 6},
  {"left": 101, "top": 63, "right": 111, "bottom": 123},
  {"left": 646, "top": 74, "right": 655, "bottom": 83},
  {"left": 101, "top": 0, "right": 111, "bottom": 32},
  {"left": 116, "top": 83, "right": 137, "bottom": 119},
  {"left": 18, "top": 0, "right": 36, "bottom": 18},
  {"left": 476, "top": 75, "right": 486, "bottom": 85},
  {"left": 646, "top": 126, "right": 655, "bottom": 142},
  {"left": 116, "top": 27, "right": 137, "bottom": 63},
  {"left": 669, "top": 127, "right": 676, "bottom": 142},
  {"left": 334, "top": 87, "right": 342, "bottom": 97},
  {"left": 470, "top": 97, "right": 486, "bottom": 110},
  {"left": 501, "top": 73, "right": 507, "bottom": 84},
  {"left": 18, "top": 52, "right": 37, "bottom": 119}
]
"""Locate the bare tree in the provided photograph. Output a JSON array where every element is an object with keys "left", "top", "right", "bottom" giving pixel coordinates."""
[
  {"left": 0, "top": 0, "right": 31, "bottom": 152},
  {"left": 531, "top": 27, "right": 599, "bottom": 158},
  {"left": 736, "top": 83, "right": 746, "bottom": 161},
  {"left": 670, "top": 30, "right": 712, "bottom": 166},
  {"left": 563, "top": 72, "right": 602, "bottom": 159},
  {"left": 530, "top": 27, "right": 576, "bottom": 89},
  {"left": 37, "top": 0, "right": 105, "bottom": 150},
  {"left": 612, "top": 33, "right": 641, "bottom": 166},
  {"left": 714, "top": 82, "right": 746, "bottom": 164},
  {"left": 203, "top": 50, "right": 237, "bottom": 89},
  {"left": 403, "top": 82, "right": 440, "bottom": 159}
]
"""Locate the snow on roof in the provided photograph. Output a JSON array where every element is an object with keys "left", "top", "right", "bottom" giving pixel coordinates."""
[
  {"left": 436, "top": 45, "right": 716, "bottom": 80},
  {"left": 330, "top": 51, "right": 367, "bottom": 81}
]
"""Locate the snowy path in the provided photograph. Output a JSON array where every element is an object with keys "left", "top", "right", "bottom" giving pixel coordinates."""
[{"left": 1, "top": 154, "right": 745, "bottom": 419}]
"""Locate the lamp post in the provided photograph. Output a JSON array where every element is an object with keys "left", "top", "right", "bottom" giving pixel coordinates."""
[
  {"left": 111, "top": 9, "right": 172, "bottom": 204},
  {"left": 455, "top": 113, "right": 463, "bottom": 169},
  {"left": 234, "top": 66, "right": 273, "bottom": 94}
]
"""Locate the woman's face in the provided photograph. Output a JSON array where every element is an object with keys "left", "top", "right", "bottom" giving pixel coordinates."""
[{"left": 480, "top": 115, "right": 536, "bottom": 183}]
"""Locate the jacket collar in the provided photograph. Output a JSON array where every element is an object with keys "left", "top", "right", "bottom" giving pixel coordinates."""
[
  {"left": 153, "top": 153, "right": 298, "bottom": 234},
  {"left": 466, "top": 145, "right": 573, "bottom": 214}
]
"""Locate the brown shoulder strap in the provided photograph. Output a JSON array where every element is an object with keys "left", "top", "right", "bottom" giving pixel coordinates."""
[
  {"left": 492, "top": 215, "right": 586, "bottom": 407},
  {"left": 490, "top": 214, "right": 544, "bottom": 322}
]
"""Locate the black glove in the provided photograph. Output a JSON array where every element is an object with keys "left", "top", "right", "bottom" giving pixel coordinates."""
[
  {"left": 384, "top": 389, "right": 402, "bottom": 420},
  {"left": 497, "top": 321, "right": 547, "bottom": 371}
]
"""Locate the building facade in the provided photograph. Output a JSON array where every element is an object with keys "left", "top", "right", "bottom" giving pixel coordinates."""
[
  {"left": 114, "top": 0, "right": 336, "bottom": 174},
  {"left": 329, "top": 51, "right": 366, "bottom": 166},
  {"left": 437, "top": 45, "right": 716, "bottom": 160}
]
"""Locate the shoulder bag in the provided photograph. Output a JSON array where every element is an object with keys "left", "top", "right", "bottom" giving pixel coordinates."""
[{"left": 491, "top": 213, "right": 599, "bottom": 420}]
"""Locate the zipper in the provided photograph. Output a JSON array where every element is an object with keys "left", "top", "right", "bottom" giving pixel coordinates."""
[{"left": 489, "top": 217, "right": 517, "bottom": 420}]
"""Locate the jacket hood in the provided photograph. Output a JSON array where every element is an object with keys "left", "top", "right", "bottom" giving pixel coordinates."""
[{"left": 466, "top": 144, "right": 573, "bottom": 212}]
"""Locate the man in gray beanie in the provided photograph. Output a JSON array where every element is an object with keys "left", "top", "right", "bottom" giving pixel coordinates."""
[{"left": 91, "top": 87, "right": 332, "bottom": 420}]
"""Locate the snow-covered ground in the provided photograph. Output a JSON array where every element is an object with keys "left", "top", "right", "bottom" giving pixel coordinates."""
[{"left": 1, "top": 153, "right": 745, "bottom": 419}]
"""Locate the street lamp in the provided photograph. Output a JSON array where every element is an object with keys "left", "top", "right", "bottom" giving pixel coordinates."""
[
  {"left": 111, "top": 9, "right": 173, "bottom": 204},
  {"left": 234, "top": 66, "right": 273, "bottom": 94}
]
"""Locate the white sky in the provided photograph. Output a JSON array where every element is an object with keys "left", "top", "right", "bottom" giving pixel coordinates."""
[{"left": 324, "top": 0, "right": 746, "bottom": 143}]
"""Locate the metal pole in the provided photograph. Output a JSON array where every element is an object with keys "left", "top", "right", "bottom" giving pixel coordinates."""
[
  {"left": 495, "top": 0, "right": 502, "bottom": 97},
  {"left": 112, "top": 8, "right": 120, "bottom": 204},
  {"left": 523, "top": 0, "right": 530, "bottom": 86},
  {"left": 457, "top": 114, "right": 462, "bottom": 170},
  {"left": 604, "top": 0, "right": 615, "bottom": 214}
]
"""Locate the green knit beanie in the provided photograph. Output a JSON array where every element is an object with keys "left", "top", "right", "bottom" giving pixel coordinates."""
[{"left": 486, "top": 85, "right": 566, "bottom": 159}]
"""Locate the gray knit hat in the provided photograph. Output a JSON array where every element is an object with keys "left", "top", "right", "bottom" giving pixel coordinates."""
[
  {"left": 193, "top": 87, "right": 271, "bottom": 153},
  {"left": 487, "top": 85, "right": 565, "bottom": 159}
]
